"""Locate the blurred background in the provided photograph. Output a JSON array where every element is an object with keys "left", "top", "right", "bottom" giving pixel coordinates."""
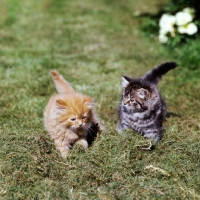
[{"left": 0, "top": 0, "right": 200, "bottom": 199}]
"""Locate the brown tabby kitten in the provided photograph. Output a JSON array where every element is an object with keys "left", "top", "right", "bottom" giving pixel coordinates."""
[
  {"left": 117, "top": 62, "right": 177, "bottom": 149},
  {"left": 44, "top": 70, "right": 102, "bottom": 158}
]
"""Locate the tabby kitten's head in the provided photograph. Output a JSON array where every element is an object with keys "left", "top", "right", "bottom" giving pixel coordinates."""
[
  {"left": 54, "top": 94, "right": 94, "bottom": 133},
  {"left": 121, "top": 76, "right": 155, "bottom": 113}
]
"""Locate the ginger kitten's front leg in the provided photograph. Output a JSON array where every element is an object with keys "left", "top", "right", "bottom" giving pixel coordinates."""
[
  {"left": 56, "top": 137, "right": 88, "bottom": 157},
  {"left": 53, "top": 131, "right": 77, "bottom": 158},
  {"left": 54, "top": 137, "right": 72, "bottom": 158}
]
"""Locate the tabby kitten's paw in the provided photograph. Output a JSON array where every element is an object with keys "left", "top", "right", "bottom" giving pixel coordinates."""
[{"left": 116, "top": 123, "right": 124, "bottom": 133}]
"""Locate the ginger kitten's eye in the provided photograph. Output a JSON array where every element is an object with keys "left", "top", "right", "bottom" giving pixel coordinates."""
[
  {"left": 71, "top": 118, "right": 76, "bottom": 121},
  {"left": 82, "top": 116, "right": 87, "bottom": 119}
]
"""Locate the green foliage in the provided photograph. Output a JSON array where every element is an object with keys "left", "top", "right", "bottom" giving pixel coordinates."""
[
  {"left": 0, "top": 0, "right": 200, "bottom": 199},
  {"left": 141, "top": 0, "right": 200, "bottom": 47},
  {"left": 165, "top": 0, "right": 200, "bottom": 16}
]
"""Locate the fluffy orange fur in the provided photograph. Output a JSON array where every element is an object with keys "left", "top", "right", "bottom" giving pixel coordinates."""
[{"left": 44, "top": 70, "right": 102, "bottom": 158}]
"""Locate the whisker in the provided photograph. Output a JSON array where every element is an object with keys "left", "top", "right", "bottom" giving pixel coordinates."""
[
  {"left": 83, "top": 125, "right": 89, "bottom": 132},
  {"left": 82, "top": 126, "right": 93, "bottom": 138},
  {"left": 84, "top": 124, "right": 97, "bottom": 135}
]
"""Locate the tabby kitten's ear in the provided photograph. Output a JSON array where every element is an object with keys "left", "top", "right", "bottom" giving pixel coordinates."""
[
  {"left": 137, "top": 88, "right": 150, "bottom": 100},
  {"left": 121, "top": 76, "right": 131, "bottom": 88}
]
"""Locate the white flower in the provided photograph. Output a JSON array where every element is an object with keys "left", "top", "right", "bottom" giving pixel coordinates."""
[
  {"left": 178, "top": 22, "right": 198, "bottom": 35},
  {"left": 159, "top": 14, "right": 176, "bottom": 29},
  {"left": 175, "top": 11, "right": 193, "bottom": 26},
  {"left": 158, "top": 34, "right": 168, "bottom": 43},
  {"left": 159, "top": 14, "right": 176, "bottom": 35},
  {"left": 159, "top": 25, "right": 175, "bottom": 35},
  {"left": 183, "top": 7, "right": 195, "bottom": 15}
]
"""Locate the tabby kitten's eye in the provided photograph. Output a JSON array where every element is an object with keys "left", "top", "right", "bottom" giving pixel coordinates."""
[{"left": 71, "top": 118, "right": 76, "bottom": 121}]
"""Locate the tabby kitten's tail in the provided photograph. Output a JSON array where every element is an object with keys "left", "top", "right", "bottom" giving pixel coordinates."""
[
  {"left": 142, "top": 62, "right": 177, "bottom": 85},
  {"left": 50, "top": 70, "right": 74, "bottom": 93}
]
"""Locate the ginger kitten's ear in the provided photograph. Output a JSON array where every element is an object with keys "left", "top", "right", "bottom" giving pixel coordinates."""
[
  {"left": 121, "top": 76, "right": 131, "bottom": 88},
  {"left": 84, "top": 97, "right": 94, "bottom": 109},
  {"left": 56, "top": 99, "right": 67, "bottom": 109}
]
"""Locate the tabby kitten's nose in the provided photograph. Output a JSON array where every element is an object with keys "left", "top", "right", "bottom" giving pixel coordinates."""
[
  {"left": 133, "top": 102, "right": 137, "bottom": 106},
  {"left": 124, "top": 99, "right": 129, "bottom": 105}
]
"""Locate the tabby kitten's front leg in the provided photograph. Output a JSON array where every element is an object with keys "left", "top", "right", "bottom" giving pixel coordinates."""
[
  {"left": 141, "top": 131, "right": 162, "bottom": 150},
  {"left": 117, "top": 118, "right": 129, "bottom": 133}
]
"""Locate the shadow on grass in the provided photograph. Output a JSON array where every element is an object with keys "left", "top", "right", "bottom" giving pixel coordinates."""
[{"left": 166, "top": 112, "right": 181, "bottom": 118}]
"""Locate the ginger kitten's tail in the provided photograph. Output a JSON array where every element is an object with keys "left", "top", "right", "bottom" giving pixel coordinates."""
[
  {"left": 50, "top": 70, "right": 74, "bottom": 93},
  {"left": 143, "top": 62, "right": 177, "bottom": 85}
]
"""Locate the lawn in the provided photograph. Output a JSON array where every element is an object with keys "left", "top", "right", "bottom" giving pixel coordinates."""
[{"left": 0, "top": 0, "right": 200, "bottom": 199}]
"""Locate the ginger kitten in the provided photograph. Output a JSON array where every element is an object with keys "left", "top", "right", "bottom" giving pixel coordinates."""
[{"left": 44, "top": 70, "right": 102, "bottom": 158}]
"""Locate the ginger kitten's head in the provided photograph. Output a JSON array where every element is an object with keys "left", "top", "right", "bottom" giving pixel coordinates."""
[{"left": 54, "top": 93, "right": 94, "bottom": 134}]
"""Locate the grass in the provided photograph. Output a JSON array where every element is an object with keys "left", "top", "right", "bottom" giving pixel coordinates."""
[{"left": 0, "top": 0, "right": 200, "bottom": 199}]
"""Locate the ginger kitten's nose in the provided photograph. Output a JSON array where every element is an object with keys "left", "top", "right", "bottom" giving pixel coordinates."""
[{"left": 78, "top": 120, "right": 83, "bottom": 126}]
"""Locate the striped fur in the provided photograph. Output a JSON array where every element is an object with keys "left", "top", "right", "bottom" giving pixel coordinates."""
[{"left": 117, "top": 62, "right": 177, "bottom": 147}]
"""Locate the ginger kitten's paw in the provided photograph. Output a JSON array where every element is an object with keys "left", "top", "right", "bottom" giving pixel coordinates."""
[
  {"left": 60, "top": 150, "right": 69, "bottom": 158},
  {"left": 76, "top": 139, "right": 88, "bottom": 149},
  {"left": 59, "top": 147, "right": 70, "bottom": 158}
]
